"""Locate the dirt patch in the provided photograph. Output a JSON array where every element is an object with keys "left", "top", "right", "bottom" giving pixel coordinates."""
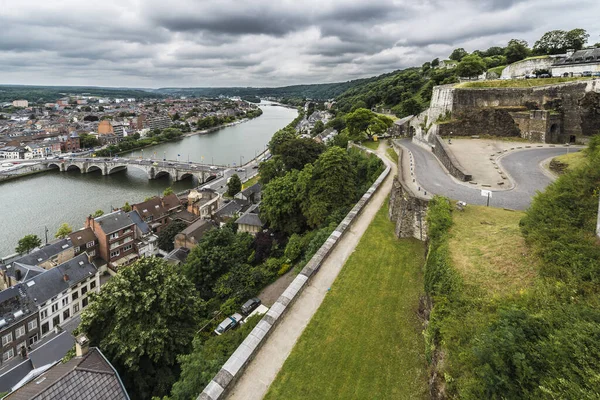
[{"left": 258, "top": 269, "right": 296, "bottom": 307}]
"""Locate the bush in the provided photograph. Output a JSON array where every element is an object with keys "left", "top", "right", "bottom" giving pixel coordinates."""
[{"left": 284, "top": 233, "right": 304, "bottom": 263}]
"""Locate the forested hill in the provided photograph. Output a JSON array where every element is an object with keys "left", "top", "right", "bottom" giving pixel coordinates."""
[
  {"left": 152, "top": 79, "right": 370, "bottom": 100},
  {"left": 0, "top": 85, "right": 157, "bottom": 103}
]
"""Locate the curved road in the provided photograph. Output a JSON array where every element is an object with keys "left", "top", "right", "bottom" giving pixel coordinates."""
[{"left": 399, "top": 139, "right": 574, "bottom": 210}]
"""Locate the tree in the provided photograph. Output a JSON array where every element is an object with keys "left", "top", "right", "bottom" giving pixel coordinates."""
[
  {"left": 122, "top": 202, "right": 132, "bottom": 212},
  {"left": 15, "top": 234, "right": 42, "bottom": 254},
  {"left": 302, "top": 147, "right": 357, "bottom": 228},
  {"left": 268, "top": 127, "right": 296, "bottom": 155},
  {"left": 157, "top": 220, "right": 187, "bottom": 252},
  {"left": 399, "top": 98, "right": 423, "bottom": 117},
  {"left": 431, "top": 58, "right": 440, "bottom": 68},
  {"left": 277, "top": 138, "right": 325, "bottom": 171},
  {"left": 182, "top": 226, "right": 253, "bottom": 298},
  {"left": 325, "top": 116, "right": 346, "bottom": 132},
  {"left": 55, "top": 223, "right": 73, "bottom": 239},
  {"left": 345, "top": 108, "right": 393, "bottom": 141},
  {"left": 227, "top": 174, "right": 242, "bottom": 197},
  {"left": 505, "top": 39, "right": 530, "bottom": 63},
  {"left": 92, "top": 209, "right": 104, "bottom": 218},
  {"left": 534, "top": 30, "right": 568, "bottom": 55},
  {"left": 311, "top": 120, "right": 325, "bottom": 136},
  {"left": 261, "top": 169, "right": 307, "bottom": 234},
  {"left": 79, "top": 133, "right": 100, "bottom": 148},
  {"left": 258, "top": 156, "right": 286, "bottom": 185},
  {"left": 163, "top": 187, "right": 174, "bottom": 196},
  {"left": 565, "top": 28, "right": 589, "bottom": 51},
  {"left": 449, "top": 47, "right": 468, "bottom": 61},
  {"left": 78, "top": 257, "right": 203, "bottom": 399},
  {"left": 456, "top": 54, "right": 487, "bottom": 78}
]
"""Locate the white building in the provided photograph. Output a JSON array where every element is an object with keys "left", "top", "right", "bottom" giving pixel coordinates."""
[
  {"left": 12, "top": 100, "right": 29, "bottom": 108},
  {"left": 0, "top": 146, "right": 26, "bottom": 159},
  {"left": 26, "top": 253, "right": 100, "bottom": 338}
]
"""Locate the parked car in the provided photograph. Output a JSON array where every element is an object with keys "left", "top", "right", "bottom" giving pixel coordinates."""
[
  {"left": 539, "top": 73, "right": 552, "bottom": 78},
  {"left": 241, "top": 305, "right": 269, "bottom": 324},
  {"left": 582, "top": 71, "right": 593, "bottom": 77},
  {"left": 210, "top": 166, "right": 218, "bottom": 171},
  {"left": 214, "top": 313, "right": 243, "bottom": 336},
  {"left": 593, "top": 72, "right": 600, "bottom": 77},
  {"left": 236, "top": 168, "right": 245, "bottom": 172},
  {"left": 525, "top": 74, "right": 537, "bottom": 79},
  {"left": 241, "top": 297, "right": 261, "bottom": 315},
  {"left": 252, "top": 165, "right": 259, "bottom": 169}
]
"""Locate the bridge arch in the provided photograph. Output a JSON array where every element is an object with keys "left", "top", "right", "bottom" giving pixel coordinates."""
[
  {"left": 179, "top": 172, "right": 194, "bottom": 181},
  {"left": 154, "top": 170, "right": 172, "bottom": 180},
  {"left": 47, "top": 163, "right": 61, "bottom": 171},
  {"left": 86, "top": 164, "right": 104, "bottom": 174},
  {"left": 108, "top": 165, "right": 127, "bottom": 175},
  {"left": 65, "top": 164, "right": 82, "bottom": 172}
]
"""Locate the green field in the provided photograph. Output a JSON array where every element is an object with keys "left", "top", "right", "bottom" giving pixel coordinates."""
[
  {"left": 362, "top": 140, "right": 380, "bottom": 150},
  {"left": 458, "top": 76, "right": 591, "bottom": 89},
  {"left": 553, "top": 151, "right": 587, "bottom": 171},
  {"left": 265, "top": 201, "right": 428, "bottom": 400}
]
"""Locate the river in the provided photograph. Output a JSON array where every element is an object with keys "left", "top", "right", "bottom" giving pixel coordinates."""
[{"left": 0, "top": 103, "right": 297, "bottom": 257}]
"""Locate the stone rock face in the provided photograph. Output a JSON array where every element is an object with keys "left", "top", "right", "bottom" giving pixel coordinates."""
[{"left": 388, "top": 176, "right": 429, "bottom": 241}]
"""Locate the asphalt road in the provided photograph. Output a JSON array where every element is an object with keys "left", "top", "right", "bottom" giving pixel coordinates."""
[{"left": 399, "top": 139, "right": 575, "bottom": 210}]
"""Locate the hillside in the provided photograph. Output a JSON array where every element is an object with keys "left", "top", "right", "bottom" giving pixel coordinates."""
[{"left": 0, "top": 85, "right": 157, "bottom": 103}]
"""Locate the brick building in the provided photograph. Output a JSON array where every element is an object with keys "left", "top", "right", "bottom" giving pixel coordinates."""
[{"left": 85, "top": 210, "right": 138, "bottom": 271}]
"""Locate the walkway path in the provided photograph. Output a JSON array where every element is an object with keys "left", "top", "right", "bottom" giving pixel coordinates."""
[{"left": 226, "top": 143, "right": 396, "bottom": 400}]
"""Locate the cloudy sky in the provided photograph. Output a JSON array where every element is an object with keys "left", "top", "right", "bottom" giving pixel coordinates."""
[{"left": 1, "top": 0, "right": 599, "bottom": 88}]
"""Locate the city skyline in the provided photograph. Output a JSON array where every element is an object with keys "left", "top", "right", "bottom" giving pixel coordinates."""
[{"left": 1, "top": 0, "right": 599, "bottom": 88}]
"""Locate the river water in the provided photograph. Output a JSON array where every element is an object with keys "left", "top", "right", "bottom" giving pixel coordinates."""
[{"left": 0, "top": 103, "right": 297, "bottom": 257}]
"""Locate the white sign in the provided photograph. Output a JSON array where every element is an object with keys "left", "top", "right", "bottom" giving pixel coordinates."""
[{"left": 481, "top": 190, "right": 492, "bottom": 198}]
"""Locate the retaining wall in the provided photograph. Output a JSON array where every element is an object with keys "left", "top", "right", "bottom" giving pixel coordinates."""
[
  {"left": 431, "top": 135, "right": 472, "bottom": 181},
  {"left": 198, "top": 146, "right": 391, "bottom": 400},
  {"left": 388, "top": 143, "right": 430, "bottom": 241}
]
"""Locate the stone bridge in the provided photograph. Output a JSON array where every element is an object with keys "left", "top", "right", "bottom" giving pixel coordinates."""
[{"left": 42, "top": 157, "right": 225, "bottom": 183}]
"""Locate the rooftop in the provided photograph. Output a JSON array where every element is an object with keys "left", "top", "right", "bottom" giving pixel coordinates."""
[
  {"left": 0, "top": 284, "right": 36, "bottom": 333},
  {"left": 554, "top": 48, "right": 600, "bottom": 65},
  {"left": 11, "top": 238, "right": 72, "bottom": 267},
  {"left": 68, "top": 228, "right": 97, "bottom": 248},
  {"left": 93, "top": 210, "right": 135, "bottom": 235}
]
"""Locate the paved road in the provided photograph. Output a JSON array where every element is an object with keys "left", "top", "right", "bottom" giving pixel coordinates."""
[
  {"left": 226, "top": 144, "right": 395, "bottom": 400},
  {"left": 399, "top": 139, "right": 575, "bottom": 210}
]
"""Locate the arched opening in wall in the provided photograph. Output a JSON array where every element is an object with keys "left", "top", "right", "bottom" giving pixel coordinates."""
[
  {"left": 179, "top": 173, "right": 195, "bottom": 183},
  {"left": 87, "top": 165, "right": 102, "bottom": 174},
  {"left": 549, "top": 124, "right": 559, "bottom": 142},
  {"left": 408, "top": 126, "right": 416, "bottom": 137},
  {"left": 569, "top": 135, "right": 577, "bottom": 144},
  {"left": 205, "top": 174, "right": 217, "bottom": 183},
  {"left": 155, "top": 171, "right": 171, "bottom": 180},
  {"left": 108, "top": 166, "right": 127, "bottom": 175},
  {"left": 66, "top": 165, "right": 81, "bottom": 173},
  {"left": 47, "top": 163, "right": 60, "bottom": 171}
]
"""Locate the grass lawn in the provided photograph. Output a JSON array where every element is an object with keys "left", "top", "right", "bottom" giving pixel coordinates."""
[
  {"left": 242, "top": 174, "right": 260, "bottom": 189},
  {"left": 552, "top": 151, "right": 586, "bottom": 172},
  {"left": 265, "top": 200, "right": 428, "bottom": 400},
  {"left": 362, "top": 140, "right": 380, "bottom": 150},
  {"left": 448, "top": 205, "right": 537, "bottom": 297},
  {"left": 458, "top": 76, "right": 591, "bottom": 89},
  {"left": 386, "top": 147, "right": 398, "bottom": 164}
]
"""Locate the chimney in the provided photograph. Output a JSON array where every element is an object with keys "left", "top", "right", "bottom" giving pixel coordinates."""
[
  {"left": 63, "top": 274, "right": 69, "bottom": 282},
  {"left": 75, "top": 333, "right": 90, "bottom": 357},
  {"left": 566, "top": 49, "right": 575, "bottom": 58}
]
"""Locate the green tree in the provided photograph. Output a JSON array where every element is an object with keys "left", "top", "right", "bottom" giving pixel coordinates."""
[
  {"left": 261, "top": 169, "right": 307, "bottom": 234},
  {"left": 277, "top": 138, "right": 325, "bottom": 171},
  {"left": 456, "top": 54, "right": 487, "bottom": 78},
  {"left": 122, "top": 202, "right": 132, "bottom": 212},
  {"left": 15, "top": 234, "right": 42, "bottom": 254},
  {"left": 399, "top": 98, "right": 423, "bottom": 117},
  {"left": 302, "top": 147, "right": 356, "bottom": 228},
  {"left": 534, "top": 30, "right": 568, "bottom": 55},
  {"left": 565, "top": 28, "right": 589, "bottom": 51},
  {"left": 325, "top": 116, "right": 346, "bottom": 132},
  {"left": 268, "top": 127, "right": 296, "bottom": 155},
  {"left": 182, "top": 226, "right": 253, "bottom": 298},
  {"left": 431, "top": 58, "right": 440, "bottom": 67},
  {"left": 55, "top": 223, "right": 73, "bottom": 239},
  {"left": 163, "top": 187, "right": 174, "bottom": 196},
  {"left": 449, "top": 47, "right": 468, "bottom": 61},
  {"left": 78, "top": 257, "right": 203, "bottom": 400},
  {"left": 92, "top": 209, "right": 104, "bottom": 218},
  {"left": 227, "top": 174, "right": 242, "bottom": 197},
  {"left": 345, "top": 108, "right": 393, "bottom": 141},
  {"left": 79, "top": 133, "right": 100, "bottom": 149},
  {"left": 157, "top": 220, "right": 187, "bottom": 252},
  {"left": 504, "top": 39, "right": 530, "bottom": 63},
  {"left": 311, "top": 120, "right": 325, "bottom": 136},
  {"left": 258, "top": 156, "right": 286, "bottom": 185}
]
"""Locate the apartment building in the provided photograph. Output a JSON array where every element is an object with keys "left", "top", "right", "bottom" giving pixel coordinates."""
[{"left": 85, "top": 210, "right": 138, "bottom": 271}]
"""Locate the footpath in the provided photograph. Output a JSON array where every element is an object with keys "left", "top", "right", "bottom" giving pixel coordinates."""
[{"left": 225, "top": 143, "right": 397, "bottom": 400}]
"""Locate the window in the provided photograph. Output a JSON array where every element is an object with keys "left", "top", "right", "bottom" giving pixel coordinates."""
[
  {"left": 81, "top": 286, "right": 88, "bottom": 295},
  {"left": 41, "top": 322, "right": 49, "bottom": 335},
  {"left": 62, "top": 297, "right": 69, "bottom": 307},
  {"left": 72, "top": 291, "right": 79, "bottom": 301},
  {"left": 63, "top": 309, "right": 70, "bottom": 320},
  {"left": 74, "top": 246, "right": 80, "bottom": 253},
  {"left": 2, "top": 332, "right": 12, "bottom": 346},
  {"left": 51, "top": 303, "right": 58, "bottom": 313},
  {"left": 27, "top": 320, "right": 37, "bottom": 331},
  {"left": 3, "top": 349, "right": 14, "bottom": 362},
  {"left": 86, "top": 241, "right": 95, "bottom": 248},
  {"left": 73, "top": 304, "right": 80, "bottom": 314},
  {"left": 82, "top": 298, "right": 89, "bottom": 308},
  {"left": 110, "top": 250, "right": 120, "bottom": 258},
  {"left": 15, "top": 326, "right": 25, "bottom": 339},
  {"left": 109, "top": 232, "right": 119, "bottom": 240},
  {"left": 88, "top": 249, "right": 96, "bottom": 257},
  {"left": 29, "top": 335, "right": 38, "bottom": 346},
  {"left": 123, "top": 244, "right": 133, "bottom": 252},
  {"left": 52, "top": 315, "right": 60, "bottom": 328},
  {"left": 90, "top": 280, "right": 97, "bottom": 290},
  {"left": 40, "top": 309, "right": 48, "bottom": 319}
]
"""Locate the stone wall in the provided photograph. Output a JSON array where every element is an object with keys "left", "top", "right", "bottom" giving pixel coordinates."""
[
  {"left": 500, "top": 57, "right": 557, "bottom": 79},
  {"left": 431, "top": 135, "right": 472, "bottom": 182},
  {"left": 388, "top": 145, "right": 429, "bottom": 240},
  {"left": 198, "top": 146, "right": 391, "bottom": 400},
  {"left": 437, "top": 107, "right": 523, "bottom": 138}
]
